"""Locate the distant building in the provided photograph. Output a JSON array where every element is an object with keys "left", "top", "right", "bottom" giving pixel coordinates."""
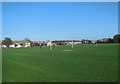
[
  {"left": 103, "top": 38, "right": 113, "bottom": 43},
  {"left": 9, "top": 44, "right": 15, "bottom": 48},
  {"left": 13, "top": 40, "right": 31, "bottom": 48},
  {"left": 32, "top": 41, "right": 42, "bottom": 46},
  {"left": 97, "top": 38, "right": 113, "bottom": 43},
  {"left": 91, "top": 40, "right": 97, "bottom": 44},
  {"left": 47, "top": 41, "right": 52, "bottom": 46},
  {"left": 47, "top": 40, "right": 82, "bottom": 46},
  {"left": 2, "top": 45, "right": 7, "bottom": 48},
  {"left": 81, "top": 40, "right": 91, "bottom": 44},
  {"left": 72, "top": 40, "right": 82, "bottom": 45}
]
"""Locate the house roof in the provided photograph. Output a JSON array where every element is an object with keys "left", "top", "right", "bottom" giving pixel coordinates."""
[{"left": 13, "top": 40, "right": 30, "bottom": 44}]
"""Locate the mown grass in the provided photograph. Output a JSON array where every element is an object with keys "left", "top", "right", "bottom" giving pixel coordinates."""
[{"left": 2, "top": 44, "right": 118, "bottom": 82}]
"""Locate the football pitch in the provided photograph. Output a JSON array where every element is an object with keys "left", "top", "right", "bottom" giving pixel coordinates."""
[{"left": 2, "top": 44, "right": 118, "bottom": 82}]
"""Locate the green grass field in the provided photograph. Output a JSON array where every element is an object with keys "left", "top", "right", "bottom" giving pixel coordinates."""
[{"left": 2, "top": 44, "right": 118, "bottom": 82}]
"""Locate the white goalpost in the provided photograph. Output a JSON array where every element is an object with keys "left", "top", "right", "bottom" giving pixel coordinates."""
[
  {"left": 72, "top": 40, "right": 74, "bottom": 48},
  {"left": 50, "top": 45, "right": 52, "bottom": 51},
  {"left": 49, "top": 41, "right": 52, "bottom": 51}
]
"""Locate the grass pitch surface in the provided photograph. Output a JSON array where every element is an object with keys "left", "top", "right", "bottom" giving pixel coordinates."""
[{"left": 2, "top": 44, "right": 118, "bottom": 82}]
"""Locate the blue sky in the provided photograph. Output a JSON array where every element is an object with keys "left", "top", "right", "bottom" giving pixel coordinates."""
[{"left": 2, "top": 2, "right": 118, "bottom": 41}]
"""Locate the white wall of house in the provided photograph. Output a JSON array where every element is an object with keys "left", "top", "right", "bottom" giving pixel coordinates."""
[
  {"left": 16, "top": 43, "right": 20, "bottom": 45},
  {"left": 91, "top": 40, "right": 97, "bottom": 44},
  {"left": 25, "top": 43, "right": 30, "bottom": 47},
  {"left": 66, "top": 42, "right": 73, "bottom": 45},
  {"left": 9, "top": 44, "right": 15, "bottom": 48},
  {"left": 47, "top": 42, "right": 53, "bottom": 46},
  {"left": 16, "top": 45, "right": 22, "bottom": 48},
  {"left": 2, "top": 45, "right": 7, "bottom": 48},
  {"left": 74, "top": 42, "right": 82, "bottom": 45}
]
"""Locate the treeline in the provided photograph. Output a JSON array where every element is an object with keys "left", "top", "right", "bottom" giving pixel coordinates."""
[
  {"left": 1, "top": 34, "right": 120, "bottom": 48},
  {"left": 96, "top": 34, "right": 120, "bottom": 43}
]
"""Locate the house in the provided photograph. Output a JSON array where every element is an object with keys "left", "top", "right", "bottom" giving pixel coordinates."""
[
  {"left": 0, "top": 41, "right": 6, "bottom": 48},
  {"left": 40, "top": 41, "right": 47, "bottom": 46},
  {"left": 2, "top": 45, "right": 7, "bottom": 48},
  {"left": 81, "top": 39, "right": 91, "bottom": 44},
  {"left": 47, "top": 41, "right": 52, "bottom": 46},
  {"left": 47, "top": 40, "right": 82, "bottom": 46},
  {"left": 32, "top": 41, "right": 42, "bottom": 46},
  {"left": 47, "top": 41, "right": 58, "bottom": 46},
  {"left": 91, "top": 40, "right": 97, "bottom": 44},
  {"left": 13, "top": 40, "right": 31, "bottom": 48},
  {"left": 9, "top": 44, "right": 15, "bottom": 48},
  {"left": 65, "top": 40, "right": 82, "bottom": 45},
  {"left": 73, "top": 40, "right": 82, "bottom": 45},
  {"left": 97, "top": 39, "right": 104, "bottom": 43},
  {"left": 65, "top": 40, "right": 73, "bottom": 45},
  {"left": 97, "top": 38, "right": 113, "bottom": 43},
  {"left": 52, "top": 40, "right": 66, "bottom": 45},
  {"left": 103, "top": 38, "right": 113, "bottom": 43}
]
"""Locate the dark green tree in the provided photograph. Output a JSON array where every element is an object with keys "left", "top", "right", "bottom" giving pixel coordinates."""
[
  {"left": 2, "top": 37, "right": 13, "bottom": 47},
  {"left": 113, "top": 34, "right": 120, "bottom": 43},
  {"left": 33, "top": 42, "right": 40, "bottom": 46}
]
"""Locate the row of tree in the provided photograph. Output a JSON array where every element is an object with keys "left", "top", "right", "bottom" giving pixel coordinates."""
[{"left": 1, "top": 34, "right": 120, "bottom": 47}]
